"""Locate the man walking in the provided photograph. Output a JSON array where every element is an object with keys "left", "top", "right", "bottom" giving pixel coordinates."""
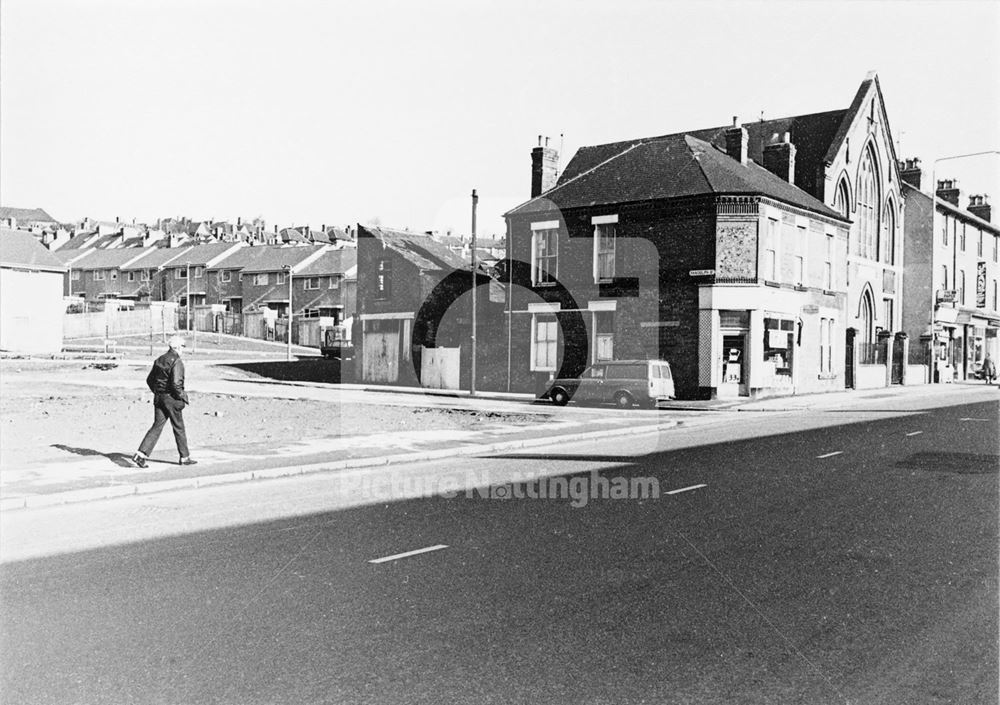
[
  {"left": 983, "top": 353, "right": 997, "bottom": 385},
  {"left": 132, "top": 335, "right": 197, "bottom": 467}
]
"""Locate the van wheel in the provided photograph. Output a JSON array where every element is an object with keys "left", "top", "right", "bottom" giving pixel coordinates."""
[
  {"left": 614, "top": 391, "right": 634, "bottom": 409},
  {"left": 550, "top": 388, "right": 570, "bottom": 406}
]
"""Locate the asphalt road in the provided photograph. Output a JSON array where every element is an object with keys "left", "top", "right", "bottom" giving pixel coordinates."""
[{"left": 1, "top": 398, "right": 997, "bottom": 704}]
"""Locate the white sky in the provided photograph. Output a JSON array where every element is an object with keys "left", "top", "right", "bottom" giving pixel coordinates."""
[{"left": 2, "top": 0, "right": 998, "bottom": 237}]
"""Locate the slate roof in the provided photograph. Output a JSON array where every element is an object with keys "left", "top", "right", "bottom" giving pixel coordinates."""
[
  {"left": 295, "top": 248, "right": 358, "bottom": 277},
  {"left": 208, "top": 245, "right": 271, "bottom": 270},
  {"left": 58, "top": 230, "right": 102, "bottom": 250},
  {"left": 159, "top": 243, "right": 244, "bottom": 268},
  {"left": 240, "top": 245, "right": 327, "bottom": 273},
  {"left": 0, "top": 207, "right": 57, "bottom": 223},
  {"left": 902, "top": 182, "right": 1000, "bottom": 235},
  {"left": 120, "top": 246, "right": 193, "bottom": 270},
  {"left": 508, "top": 134, "right": 845, "bottom": 220},
  {"left": 0, "top": 228, "right": 66, "bottom": 271},
  {"left": 64, "top": 248, "right": 152, "bottom": 269},
  {"left": 359, "top": 225, "right": 470, "bottom": 272}
]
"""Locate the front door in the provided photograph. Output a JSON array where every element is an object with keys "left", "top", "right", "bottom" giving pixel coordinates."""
[{"left": 718, "top": 333, "right": 747, "bottom": 397}]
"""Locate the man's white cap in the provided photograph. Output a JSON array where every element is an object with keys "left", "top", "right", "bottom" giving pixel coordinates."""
[{"left": 168, "top": 335, "right": 186, "bottom": 350}]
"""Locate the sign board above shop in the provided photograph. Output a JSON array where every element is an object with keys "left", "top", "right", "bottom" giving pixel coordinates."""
[
  {"left": 801, "top": 305, "right": 820, "bottom": 314},
  {"left": 688, "top": 269, "right": 715, "bottom": 277}
]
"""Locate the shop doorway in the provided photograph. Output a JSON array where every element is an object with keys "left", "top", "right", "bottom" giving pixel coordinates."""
[{"left": 719, "top": 333, "right": 747, "bottom": 397}]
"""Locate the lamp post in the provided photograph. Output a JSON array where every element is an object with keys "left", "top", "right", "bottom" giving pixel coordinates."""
[
  {"left": 470, "top": 188, "right": 478, "bottom": 397},
  {"left": 929, "top": 150, "right": 1000, "bottom": 383},
  {"left": 283, "top": 264, "right": 293, "bottom": 361}
]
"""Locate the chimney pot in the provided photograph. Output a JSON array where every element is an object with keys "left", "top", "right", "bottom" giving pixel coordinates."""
[
  {"left": 732, "top": 115, "right": 738, "bottom": 127},
  {"left": 725, "top": 120, "right": 750, "bottom": 166}
]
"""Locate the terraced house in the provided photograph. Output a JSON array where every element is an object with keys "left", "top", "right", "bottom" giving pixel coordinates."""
[{"left": 504, "top": 73, "right": 901, "bottom": 399}]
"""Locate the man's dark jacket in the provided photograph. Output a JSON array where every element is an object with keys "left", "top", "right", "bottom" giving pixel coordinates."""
[{"left": 146, "top": 349, "right": 189, "bottom": 404}]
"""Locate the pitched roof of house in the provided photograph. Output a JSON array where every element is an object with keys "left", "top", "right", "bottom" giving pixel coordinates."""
[
  {"left": 240, "top": 244, "right": 327, "bottom": 273},
  {"left": 0, "top": 227, "right": 66, "bottom": 271},
  {"left": 295, "top": 248, "right": 358, "bottom": 276},
  {"left": 508, "top": 133, "right": 845, "bottom": 220},
  {"left": 359, "top": 225, "right": 470, "bottom": 272},
  {"left": 64, "top": 247, "right": 152, "bottom": 269},
  {"left": 120, "top": 246, "right": 192, "bottom": 270},
  {"left": 57, "top": 230, "right": 102, "bottom": 250},
  {"left": 0, "top": 207, "right": 57, "bottom": 223},
  {"left": 208, "top": 245, "right": 271, "bottom": 270},
  {"left": 901, "top": 182, "right": 1000, "bottom": 235},
  {"left": 159, "top": 242, "right": 243, "bottom": 268}
]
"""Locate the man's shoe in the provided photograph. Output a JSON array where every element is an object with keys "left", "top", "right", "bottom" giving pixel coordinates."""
[
  {"left": 131, "top": 453, "right": 147, "bottom": 469},
  {"left": 179, "top": 457, "right": 198, "bottom": 466}
]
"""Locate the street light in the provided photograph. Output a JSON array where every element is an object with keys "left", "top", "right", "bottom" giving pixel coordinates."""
[{"left": 283, "top": 264, "right": 293, "bottom": 361}]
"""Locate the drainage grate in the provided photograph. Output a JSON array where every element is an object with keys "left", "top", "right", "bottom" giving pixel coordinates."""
[{"left": 896, "top": 452, "right": 999, "bottom": 475}]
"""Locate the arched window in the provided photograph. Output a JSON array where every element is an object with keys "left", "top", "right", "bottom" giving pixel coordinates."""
[
  {"left": 860, "top": 290, "right": 875, "bottom": 346},
  {"left": 881, "top": 201, "right": 896, "bottom": 264},
  {"left": 834, "top": 179, "right": 850, "bottom": 220},
  {"left": 856, "top": 146, "right": 880, "bottom": 259}
]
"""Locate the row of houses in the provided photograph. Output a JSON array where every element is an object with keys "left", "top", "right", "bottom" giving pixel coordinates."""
[{"left": 3, "top": 72, "right": 998, "bottom": 398}]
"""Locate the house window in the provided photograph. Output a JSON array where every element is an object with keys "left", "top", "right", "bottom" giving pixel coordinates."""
[
  {"left": 960, "top": 223, "right": 966, "bottom": 251},
  {"left": 176, "top": 268, "right": 187, "bottom": 279},
  {"left": 71, "top": 270, "right": 81, "bottom": 280},
  {"left": 978, "top": 231, "right": 984, "bottom": 257},
  {"left": 593, "top": 220, "right": 617, "bottom": 282},
  {"left": 110, "top": 271, "right": 117, "bottom": 280},
  {"left": 194, "top": 266, "right": 204, "bottom": 278},
  {"left": 883, "top": 298, "right": 894, "bottom": 330},
  {"left": 764, "top": 218, "right": 778, "bottom": 280},
  {"left": 141, "top": 270, "right": 150, "bottom": 281},
  {"left": 376, "top": 258, "right": 392, "bottom": 299},
  {"left": 794, "top": 225, "right": 807, "bottom": 285},
  {"left": 820, "top": 317, "right": 829, "bottom": 373},
  {"left": 959, "top": 270, "right": 966, "bottom": 305},
  {"left": 794, "top": 256, "right": 805, "bottom": 286},
  {"left": 942, "top": 216, "right": 949, "bottom": 246},
  {"left": 276, "top": 272, "right": 286, "bottom": 284},
  {"left": 254, "top": 273, "right": 268, "bottom": 286},
  {"left": 941, "top": 265, "right": 949, "bottom": 290},
  {"left": 994, "top": 279, "right": 998, "bottom": 311},
  {"left": 305, "top": 277, "right": 321, "bottom": 290},
  {"left": 823, "top": 235, "right": 833, "bottom": 289},
  {"left": 531, "top": 226, "right": 559, "bottom": 286},
  {"left": 825, "top": 318, "right": 834, "bottom": 372},
  {"left": 94, "top": 270, "right": 105, "bottom": 281},
  {"left": 531, "top": 316, "right": 558, "bottom": 371},
  {"left": 329, "top": 275, "right": 341, "bottom": 289},
  {"left": 594, "top": 310, "right": 614, "bottom": 362},
  {"left": 220, "top": 270, "right": 231, "bottom": 283},
  {"left": 127, "top": 271, "right": 136, "bottom": 282}
]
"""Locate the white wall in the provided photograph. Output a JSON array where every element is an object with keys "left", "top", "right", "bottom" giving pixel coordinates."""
[{"left": 0, "top": 268, "right": 64, "bottom": 353}]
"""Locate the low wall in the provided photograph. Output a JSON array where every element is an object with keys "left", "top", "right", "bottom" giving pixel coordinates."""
[
  {"left": 855, "top": 364, "right": 887, "bottom": 390},
  {"left": 904, "top": 364, "right": 930, "bottom": 385}
]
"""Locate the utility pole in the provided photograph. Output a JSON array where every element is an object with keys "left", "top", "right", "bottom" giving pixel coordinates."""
[
  {"left": 471, "top": 188, "right": 478, "bottom": 397},
  {"left": 284, "top": 264, "right": 293, "bottom": 361}
]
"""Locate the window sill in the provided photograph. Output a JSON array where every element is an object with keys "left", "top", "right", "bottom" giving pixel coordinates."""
[{"left": 764, "top": 280, "right": 781, "bottom": 288}]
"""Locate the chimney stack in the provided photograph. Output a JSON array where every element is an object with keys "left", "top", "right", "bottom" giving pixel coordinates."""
[
  {"left": 968, "top": 194, "right": 992, "bottom": 223},
  {"left": 898, "top": 157, "right": 923, "bottom": 190},
  {"left": 762, "top": 131, "right": 796, "bottom": 183},
  {"left": 530, "top": 135, "right": 560, "bottom": 198},
  {"left": 725, "top": 116, "right": 749, "bottom": 165},
  {"left": 936, "top": 179, "right": 961, "bottom": 207}
]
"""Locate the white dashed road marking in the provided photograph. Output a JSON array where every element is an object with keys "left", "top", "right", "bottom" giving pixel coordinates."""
[
  {"left": 369, "top": 544, "right": 449, "bottom": 564},
  {"left": 905, "top": 431, "right": 923, "bottom": 436},
  {"left": 816, "top": 451, "right": 844, "bottom": 459},
  {"left": 959, "top": 418, "right": 990, "bottom": 422},
  {"left": 666, "top": 484, "right": 707, "bottom": 495}
]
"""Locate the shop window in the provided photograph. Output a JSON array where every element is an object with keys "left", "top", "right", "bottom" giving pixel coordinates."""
[
  {"left": 763, "top": 317, "right": 794, "bottom": 377},
  {"left": 531, "top": 316, "right": 558, "bottom": 371},
  {"left": 719, "top": 310, "right": 749, "bottom": 328}
]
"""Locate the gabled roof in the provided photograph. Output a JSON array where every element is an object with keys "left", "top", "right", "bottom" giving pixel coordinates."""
[
  {"left": 120, "top": 246, "right": 192, "bottom": 270},
  {"left": 0, "top": 207, "right": 57, "bottom": 223},
  {"left": 208, "top": 245, "right": 271, "bottom": 270},
  {"left": 159, "top": 242, "right": 243, "bottom": 268},
  {"left": 508, "top": 134, "right": 845, "bottom": 220},
  {"left": 0, "top": 227, "right": 66, "bottom": 271},
  {"left": 295, "top": 248, "right": 358, "bottom": 277},
  {"left": 359, "top": 225, "right": 470, "bottom": 272},
  {"left": 64, "top": 247, "right": 152, "bottom": 269},
  {"left": 240, "top": 244, "right": 327, "bottom": 273},
  {"left": 58, "top": 230, "right": 102, "bottom": 250}
]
